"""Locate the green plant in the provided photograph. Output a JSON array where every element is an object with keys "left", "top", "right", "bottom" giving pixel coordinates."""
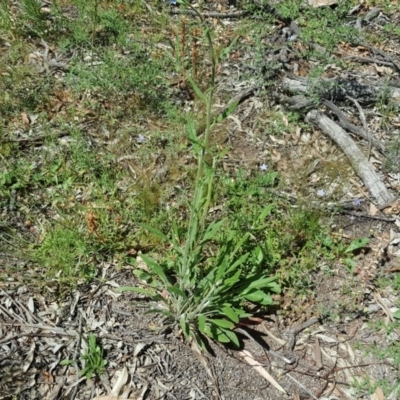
[
  {"left": 79, "top": 334, "right": 107, "bottom": 379},
  {"left": 0, "top": 0, "right": 13, "bottom": 35},
  {"left": 351, "top": 376, "right": 399, "bottom": 398},
  {"left": 31, "top": 223, "right": 96, "bottom": 284},
  {"left": 117, "top": 1, "right": 280, "bottom": 350},
  {"left": 19, "top": 0, "right": 48, "bottom": 37},
  {"left": 321, "top": 235, "right": 370, "bottom": 273},
  {"left": 61, "top": 334, "right": 107, "bottom": 380},
  {"left": 384, "top": 134, "right": 400, "bottom": 173}
]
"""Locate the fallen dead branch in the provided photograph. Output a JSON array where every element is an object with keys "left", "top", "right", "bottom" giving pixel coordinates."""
[
  {"left": 305, "top": 110, "right": 395, "bottom": 207},
  {"left": 282, "top": 75, "right": 400, "bottom": 104},
  {"left": 321, "top": 99, "right": 386, "bottom": 154}
]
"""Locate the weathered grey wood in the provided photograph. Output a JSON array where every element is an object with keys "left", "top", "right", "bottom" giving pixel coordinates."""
[
  {"left": 305, "top": 110, "right": 395, "bottom": 207},
  {"left": 322, "top": 99, "right": 386, "bottom": 155},
  {"left": 283, "top": 76, "right": 400, "bottom": 104}
]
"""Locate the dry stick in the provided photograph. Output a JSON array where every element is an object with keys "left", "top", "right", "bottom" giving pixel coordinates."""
[
  {"left": 69, "top": 314, "right": 83, "bottom": 400},
  {"left": 322, "top": 100, "right": 386, "bottom": 154},
  {"left": 0, "top": 331, "right": 76, "bottom": 346},
  {"left": 360, "top": 43, "right": 400, "bottom": 75},
  {"left": 0, "top": 131, "right": 69, "bottom": 144},
  {"left": 285, "top": 317, "right": 320, "bottom": 351},
  {"left": 340, "top": 211, "right": 395, "bottom": 222},
  {"left": 305, "top": 110, "right": 395, "bottom": 207},
  {"left": 342, "top": 55, "right": 394, "bottom": 67},
  {"left": 239, "top": 350, "right": 288, "bottom": 394},
  {"left": 345, "top": 95, "right": 373, "bottom": 159},
  {"left": 235, "top": 327, "right": 295, "bottom": 364},
  {"left": 282, "top": 75, "right": 400, "bottom": 104}
]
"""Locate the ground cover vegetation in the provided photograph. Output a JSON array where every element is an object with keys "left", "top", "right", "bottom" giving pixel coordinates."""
[{"left": 1, "top": 0, "right": 400, "bottom": 398}]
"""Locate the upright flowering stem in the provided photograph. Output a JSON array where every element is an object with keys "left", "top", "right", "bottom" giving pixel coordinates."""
[{"left": 180, "top": 1, "right": 218, "bottom": 283}]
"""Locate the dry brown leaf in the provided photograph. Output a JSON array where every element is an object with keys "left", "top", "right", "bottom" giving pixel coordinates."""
[
  {"left": 136, "top": 255, "right": 149, "bottom": 272},
  {"left": 239, "top": 350, "right": 287, "bottom": 394},
  {"left": 21, "top": 112, "right": 30, "bottom": 125},
  {"left": 314, "top": 337, "right": 323, "bottom": 369},
  {"left": 369, "top": 202, "right": 378, "bottom": 216},
  {"left": 374, "top": 64, "right": 393, "bottom": 76},
  {"left": 110, "top": 367, "right": 129, "bottom": 397},
  {"left": 383, "top": 199, "right": 400, "bottom": 215},
  {"left": 372, "top": 387, "right": 385, "bottom": 400}
]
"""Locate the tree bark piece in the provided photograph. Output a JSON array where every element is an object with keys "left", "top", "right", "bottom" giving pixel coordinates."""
[
  {"left": 305, "top": 110, "right": 395, "bottom": 207},
  {"left": 283, "top": 76, "right": 400, "bottom": 104},
  {"left": 321, "top": 100, "right": 386, "bottom": 154}
]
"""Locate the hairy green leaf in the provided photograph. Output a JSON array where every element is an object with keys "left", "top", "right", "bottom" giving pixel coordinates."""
[
  {"left": 244, "top": 289, "right": 273, "bottom": 305},
  {"left": 188, "top": 76, "right": 207, "bottom": 103},
  {"left": 221, "top": 328, "right": 240, "bottom": 348},
  {"left": 140, "top": 254, "right": 171, "bottom": 286},
  {"left": 345, "top": 237, "right": 370, "bottom": 254},
  {"left": 167, "top": 285, "right": 187, "bottom": 299},
  {"left": 210, "top": 318, "right": 234, "bottom": 329},
  {"left": 140, "top": 223, "right": 168, "bottom": 241},
  {"left": 198, "top": 314, "right": 206, "bottom": 333},
  {"left": 221, "top": 306, "right": 239, "bottom": 323},
  {"left": 180, "top": 314, "right": 190, "bottom": 338}
]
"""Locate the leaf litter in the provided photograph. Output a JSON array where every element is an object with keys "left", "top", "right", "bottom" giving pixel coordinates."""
[{"left": 1, "top": 0, "right": 400, "bottom": 399}]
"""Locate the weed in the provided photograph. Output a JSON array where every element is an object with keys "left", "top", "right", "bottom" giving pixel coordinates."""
[
  {"left": 0, "top": 0, "right": 14, "bottom": 36},
  {"left": 384, "top": 134, "right": 400, "bottom": 173},
  {"left": 352, "top": 376, "right": 399, "bottom": 398},
  {"left": 30, "top": 223, "right": 96, "bottom": 285},
  {"left": 320, "top": 235, "right": 370, "bottom": 273},
  {"left": 61, "top": 334, "right": 107, "bottom": 380},
  {"left": 66, "top": 44, "right": 172, "bottom": 119},
  {"left": 79, "top": 334, "right": 107, "bottom": 379},
  {"left": 19, "top": 0, "right": 48, "bottom": 37},
  {"left": 117, "top": 1, "right": 280, "bottom": 350}
]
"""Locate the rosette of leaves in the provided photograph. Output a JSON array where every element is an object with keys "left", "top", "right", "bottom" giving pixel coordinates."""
[{"left": 117, "top": 212, "right": 280, "bottom": 350}]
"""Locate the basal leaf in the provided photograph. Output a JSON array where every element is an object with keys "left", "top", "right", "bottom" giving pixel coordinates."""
[
  {"left": 201, "top": 220, "right": 225, "bottom": 244},
  {"left": 187, "top": 76, "right": 207, "bottom": 103},
  {"left": 222, "top": 269, "right": 241, "bottom": 288},
  {"left": 133, "top": 269, "right": 152, "bottom": 282},
  {"left": 140, "top": 254, "right": 171, "bottom": 286},
  {"left": 244, "top": 290, "right": 273, "bottom": 305},
  {"left": 179, "top": 315, "right": 191, "bottom": 338},
  {"left": 145, "top": 308, "right": 174, "bottom": 317},
  {"left": 194, "top": 332, "right": 207, "bottom": 351},
  {"left": 221, "top": 306, "right": 239, "bottom": 324},
  {"left": 198, "top": 314, "right": 206, "bottom": 333},
  {"left": 210, "top": 318, "right": 234, "bottom": 329},
  {"left": 345, "top": 237, "right": 370, "bottom": 254},
  {"left": 221, "top": 328, "right": 240, "bottom": 348},
  {"left": 167, "top": 285, "right": 187, "bottom": 299},
  {"left": 216, "top": 330, "right": 230, "bottom": 343},
  {"left": 140, "top": 223, "right": 168, "bottom": 241},
  {"left": 241, "top": 275, "right": 280, "bottom": 292},
  {"left": 229, "top": 253, "right": 249, "bottom": 272}
]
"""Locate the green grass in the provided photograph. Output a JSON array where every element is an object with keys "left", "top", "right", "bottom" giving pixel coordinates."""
[
  {"left": 0, "top": 0, "right": 398, "bottom": 360},
  {"left": 0, "top": 0, "right": 369, "bottom": 292}
]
